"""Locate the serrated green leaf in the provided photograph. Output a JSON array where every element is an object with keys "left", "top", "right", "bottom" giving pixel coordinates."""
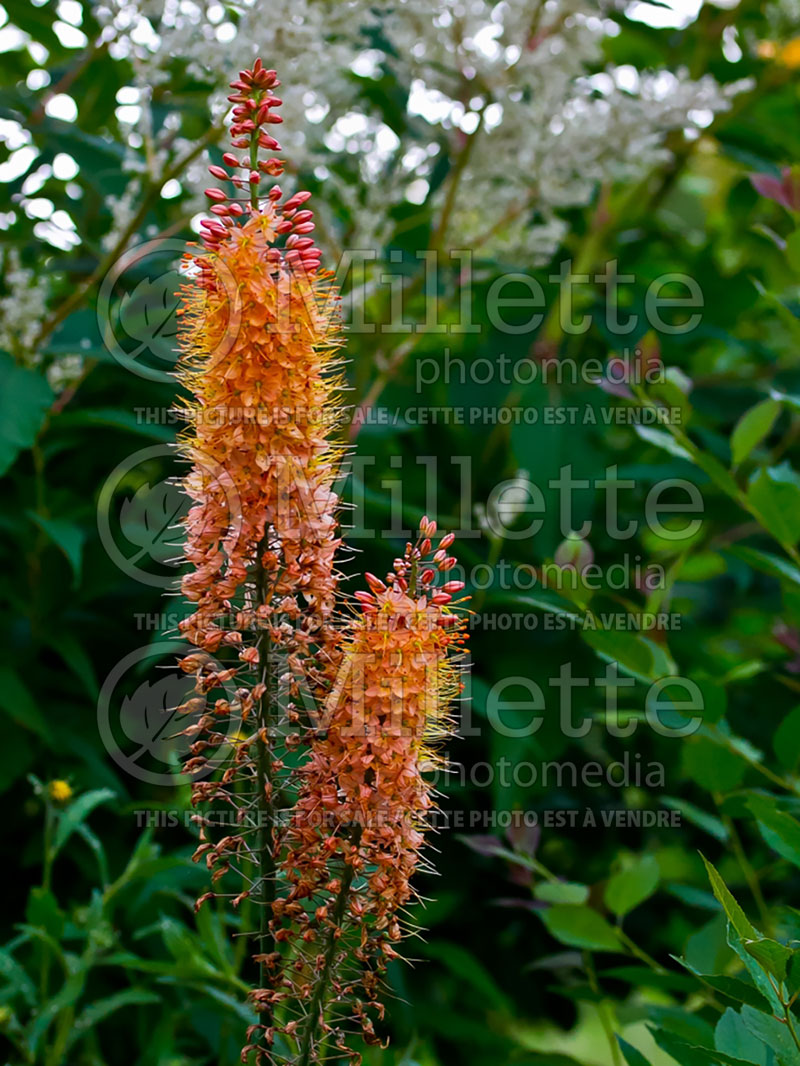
[{"left": 700, "top": 856, "right": 759, "bottom": 942}]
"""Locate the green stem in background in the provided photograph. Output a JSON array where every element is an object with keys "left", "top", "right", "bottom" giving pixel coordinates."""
[
  {"left": 784, "top": 1001, "right": 800, "bottom": 1056},
  {"left": 616, "top": 930, "right": 666, "bottom": 975},
  {"left": 583, "top": 952, "right": 623, "bottom": 1066},
  {"left": 716, "top": 802, "right": 771, "bottom": 931},
  {"left": 353, "top": 103, "right": 487, "bottom": 410},
  {"left": 39, "top": 800, "right": 55, "bottom": 1001},
  {"left": 471, "top": 528, "right": 504, "bottom": 612},
  {"left": 33, "top": 121, "right": 224, "bottom": 354},
  {"left": 296, "top": 828, "right": 362, "bottom": 1066},
  {"left": 768, "top": 973, "right": 800, "bottom": 1055}
]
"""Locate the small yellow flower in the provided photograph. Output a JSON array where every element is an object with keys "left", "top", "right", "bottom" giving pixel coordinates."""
[
  {"left": 48, "top": 780, "right": 73, "bottom": 804},
  {"left": 757, "top": 37, "right": 800, "bottom": 66},
  {"left": 780, "top": 37, "right": 800, "bottom": 67}
]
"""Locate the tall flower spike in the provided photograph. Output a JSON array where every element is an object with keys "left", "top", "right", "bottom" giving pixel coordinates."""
[
  {"left": 263, "top": 520, "right": 469, "bottom": 1063},
  {"left": 174, "top": 58, "right": 346, "bottom": 1060},
  {"left": 177, "top": 58, "right": 344, "bottom": 659},
  {"left": 175, "top": 57, "right": 469, "bottom": 1066}
]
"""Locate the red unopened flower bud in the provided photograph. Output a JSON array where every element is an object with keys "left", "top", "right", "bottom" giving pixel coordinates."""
[
  {"left": 205, "top": 188, "right": 227, "bottom": 201},
  {"left": 442, "top": 580, "right": 464, "bottom": 593},
  {"left": 283, "top": 191, "right": 312, "bottom": 210}
]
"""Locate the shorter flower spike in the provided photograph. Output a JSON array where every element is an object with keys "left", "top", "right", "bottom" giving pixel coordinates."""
[{"left": 270, "top": 522, "right": 469, "bottom": 1059}]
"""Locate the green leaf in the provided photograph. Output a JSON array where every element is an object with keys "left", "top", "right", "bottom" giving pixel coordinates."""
[
  {"left": 52, "top": 407, "right": 176, "bottom": 441},
  {"left": 0, "top": 666, "right": 48, "bottom": 739},
  {"left": 493, "top": 591, "right": 583, "bottom": 623},
  {"left": 677, "top": 952, "right": 772, "bottom": 1013},
  {"left": 0, "top": 352, "right": 54, "bottom": 475},
  {"left": 539, "top": 905, "right": 621, "bottom": 952},
  {"left": 617, "top": 1038, "right": 652, "bottom": 1066},
  {"left": 686, "top": 971, "right": 771, "bottom": 1013},
  {"left": 25, "top": 887, "right": 65, "bottom": 940},
  {"left": 742, "top": 938, "right": 793, "bottom": 983},
  {"left": 634, "top": 425, "right": 692, "bottom": 460},
  {"left": 726, "top": 545, "right": 800, "bottom": 588},
  {"left": 727, "top": 926, "right": 783, "bottom": 1015},
  {"left": 604, "top": 856, "right": 660, "bottom": 917},
  {"left": 787, "top": 229, "right": 800, "bottom": 272},
  {"left": 190, "top": 983, "right": 258, "bottom": 1024},
  {"left": 52, "top": 788, "right": 116, "bottom": 855},
  {"left": 683, "top": 738, "right": 746, "bottom": 793},
  {"left": 649, "top": 1027, "right": 754, "bottom": 1066},
  {"left": 75, "top": 822, "right": 110, "bottom": 888},
  {"left": 27, "top": 970, "right": 87, "bottom": 1057},
  {"left": 534, "top": 881, "right": 590, "bottom": 905},
  {"left": 731, "top": 399, "right": 782, "bottom": 466},
  {"left": 26, "top": 512, "right": 85, "bottom": 585},
  {"left": 582, "top": 628, "right": 659, "bottom": 682},
  {"left": 43, "top": 632, "right": 99, "bottom": 699},
  {"left": 69, "top": 988, "right": 161, "bottom": 1043},
  {"left": 775, "top": 707, "right": 800, "bottom": 771},
  {"left": 0, "top": 948, "right": 37, "bottom": 1007},
  {"left": 715, "top": 1008, "right": 768, "bottom": 1065},
  {"left": 748, "top": 464, "right": 800, "bottom": 547},
  {"left": 746, "top": 794, "right": 800, "bottom": 869},
  {"left": 661, "top": 798, "right": 728, "bottom": 842},
  {"left": 700, "top": 856, "right": 759, "bottom": 942},
  {"left": 418, "top": 941, "right": 511, "bottom": 1012},
  {"left": 739, "top": 1004, "right": 800, "bottom": 1066}
]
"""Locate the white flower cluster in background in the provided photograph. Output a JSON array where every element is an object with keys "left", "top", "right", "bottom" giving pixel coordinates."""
[
  {"left": 0, "top": 249, "right": 50, "bottom": 362},
  {"left": 90, "top": 0, "right": 746, "bottom": 262}
]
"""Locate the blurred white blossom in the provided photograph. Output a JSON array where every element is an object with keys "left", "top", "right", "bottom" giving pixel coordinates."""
[
  {"left": 0, "top": 250, "right": 50, "bottom": 361},
  {"left": 92, "top": 0, "right": 745, "bottom": 260}
]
